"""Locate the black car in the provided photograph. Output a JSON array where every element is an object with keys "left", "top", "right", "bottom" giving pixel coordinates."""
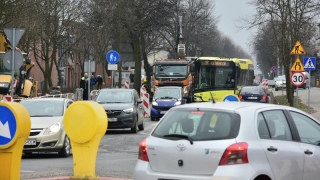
[
  {"left": 95, "top": 88, "right": 145, "bottom": 133},
  {"left": 238, "top": 86, "right": 270, "bottom": 103}
]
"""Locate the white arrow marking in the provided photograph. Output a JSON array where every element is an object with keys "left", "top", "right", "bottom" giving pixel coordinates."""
[
  {"left": 0, "top": 121, "right": 11, "bottom": 139},
  {"left": 224, "top": 99, "right": 229, "bottom": 102}
]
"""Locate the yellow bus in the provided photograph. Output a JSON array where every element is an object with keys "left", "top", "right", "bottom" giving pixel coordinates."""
[{"left": 190, "top": 57, "right": 254, "bottom": 102}]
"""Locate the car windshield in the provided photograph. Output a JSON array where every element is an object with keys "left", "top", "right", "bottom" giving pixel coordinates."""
[
  {"left": 96, "top": 91, "right": 133, "bottom": 103},
  {"left": 154, "top": 88, "right": 181, "bottom": 100},
  {"left": 240, "top": 87, "right": 265, "bottom": 95},
  {"left": 152, "top": 109, "right": 240, "bottom": 141},
  {"left": 20, "top": 100, "right": 64, "bottom": 117}
]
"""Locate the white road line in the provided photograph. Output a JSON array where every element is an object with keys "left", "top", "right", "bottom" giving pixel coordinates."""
[{"left": 21, "top": 170, "right": 35, "bottom": 173}]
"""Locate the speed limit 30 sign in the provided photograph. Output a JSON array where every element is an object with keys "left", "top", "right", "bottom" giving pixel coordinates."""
[{"left": 290, "top": 72, "right": 305, "bottom": 86}]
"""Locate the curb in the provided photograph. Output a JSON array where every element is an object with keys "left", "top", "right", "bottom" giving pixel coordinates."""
[{"left": 29, "top": 177, "right": 132, "bottom": 180}]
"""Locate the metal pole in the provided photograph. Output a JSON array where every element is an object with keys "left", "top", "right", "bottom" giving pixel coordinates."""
[
  {"left": 308, "top": 70, "right": 311, "bottom": 114},
  {"left": 88, "top": 60, "right": 91, "bottom": 100},
  {"left": 296, "top": 86, "right": 298, "bottom": 108},
  {"left": 10, "top": 28, "right": 16, "bottom": 97},
  {"left": 111, "top": 70, "right": 114, "bottom": 88}
]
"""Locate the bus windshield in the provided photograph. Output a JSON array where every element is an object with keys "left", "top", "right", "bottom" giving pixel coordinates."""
[
  {"left": 194, "top": 63, "right": 235, "bottom": 91},
  {"left": 155, "top": 64, "right": 188, "bottom": 78}
]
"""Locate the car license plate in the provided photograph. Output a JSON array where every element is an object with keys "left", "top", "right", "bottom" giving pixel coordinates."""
[
  {"left": 25, "top": 139, "right": 36, "bottom": 145},
  {"left": 248, "top": 97, "right": 257, "bottom": 99},
  {"left": 160, "top": 111, "right": 167, "bottom": 114},
  {"left": 108, "top": 118, "right": 117, "bottom": 122}
]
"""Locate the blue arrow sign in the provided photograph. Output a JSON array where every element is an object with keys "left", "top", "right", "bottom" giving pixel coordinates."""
[
  {"left": 223, "top": 95, "right": 240, "bottom": 102},
  {"left": 303, "top": 57, "right": 316, "bottom": 71},
  {"left": 106, "top": 50, "right": 120, "bottom": 64},
  {"left": 0, "top": 106, "right": 17, "bottom": 146}
]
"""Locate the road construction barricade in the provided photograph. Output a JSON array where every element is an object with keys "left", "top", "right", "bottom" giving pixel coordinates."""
[
  {"left": 140, "top": 87, "right": 150, "bottom": 117},
  {"left": 90, "top": 90, "right": 100, "bottom": 100},
  {"left": 74, "top": 88, "right": 83, "bottom": 101}
]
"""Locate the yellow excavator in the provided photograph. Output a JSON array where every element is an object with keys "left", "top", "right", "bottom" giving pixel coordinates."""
[{"left": 0, "top": 31, "right": 37, "bottom": 100}]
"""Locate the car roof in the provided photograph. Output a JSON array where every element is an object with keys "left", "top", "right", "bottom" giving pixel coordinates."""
[
  {"left": 157, "top": 86, "right": 182, "bottom": 89},
  {"left": 173, "top": 102, "right": 283, "bottom": 111},
  {"left": 20, "top": 98, "right": 69, "bottom": 102},
  {"left": 100, "top": 88, "right": 135, "bottom": 92}
]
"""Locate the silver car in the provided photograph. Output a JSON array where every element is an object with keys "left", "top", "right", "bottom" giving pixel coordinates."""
[
  {"left": 134, "top": 102, "right": 320, "bottom": 180},
  {"left": 20, "top": 98, "right": 73, "bottom": 157}
]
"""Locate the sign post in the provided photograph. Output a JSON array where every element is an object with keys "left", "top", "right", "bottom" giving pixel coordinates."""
[
  {"left": 290, "top": 41, "right": 306, "bottom": 108},
  {"left": 3, "top": 28, "right": 25, "bottom": 97},
  {"left": 106, "top": 50, "right": 120, "bottom": 88},
  {"left": 303, "top": 57, "right": 316, "bottom": 114}
]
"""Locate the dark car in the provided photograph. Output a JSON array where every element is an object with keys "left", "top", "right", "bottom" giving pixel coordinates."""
[
  {"left": 238, "top": 86, "right": 270, "bottom": 103},
  {"left": 95, "top": 88, "right": 145, "bottom": 133},
  {"left": 151, "top": 86, "right": 186, "bottom": 121}
]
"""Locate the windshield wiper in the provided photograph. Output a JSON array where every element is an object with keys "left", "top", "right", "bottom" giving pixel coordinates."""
[
  {"left": 30, "top": 115, "right": 54, "bottom": 117},
  {"left": 163, "top": 134, "right": 193, "bottom": 145}
]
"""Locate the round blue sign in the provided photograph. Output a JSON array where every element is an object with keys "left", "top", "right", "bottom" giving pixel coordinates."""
[
  {"left": 222, "top": 95, "right": 240, "bottom": 102},
  {"left": 0, "top": 106, "right": 17, "bottom": 146},
  {"left": 106, "top": 50, "right": 120, "bottom": 64}
]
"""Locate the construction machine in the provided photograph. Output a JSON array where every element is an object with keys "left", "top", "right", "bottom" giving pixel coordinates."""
[{"left": 0, "top": 31, "right": 37, "bottom": 100}]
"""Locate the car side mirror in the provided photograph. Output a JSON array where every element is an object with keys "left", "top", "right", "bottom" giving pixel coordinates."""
[{"left": 137, "top": 99, "right": 142, "bottom": 104}]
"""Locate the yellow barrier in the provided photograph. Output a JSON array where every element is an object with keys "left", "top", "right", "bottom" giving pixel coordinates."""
[
  {"left": 0, "top": 102, "right": 31, "bottom": 180},
  {"left": 63, "top": 101, "right": 108, "bottom": 179}
]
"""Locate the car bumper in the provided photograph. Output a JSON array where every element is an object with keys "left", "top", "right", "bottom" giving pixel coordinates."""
[
  {"left": 134, "top": 160, "right": 258, "bottom": 180},
  {"left": 107, "top": 112, "right": 136, "bottom": 129},
  {"left": 23, "top": 129, "right": 65, "bottom": 152},
  {"left": 151, "top": 107, "right": 173, "bottom": 118}
]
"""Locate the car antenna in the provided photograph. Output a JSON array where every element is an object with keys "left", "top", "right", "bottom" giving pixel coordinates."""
[{"left": 210, "top": 92, "right": 215, "bottom": 103}]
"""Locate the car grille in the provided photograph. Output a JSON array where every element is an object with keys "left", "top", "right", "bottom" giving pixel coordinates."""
[
  {"left": 30, "top": 129, "right": 42, "bottom": 136},
  {"left": 154, "top": 107, "right": 171, "bottom": 111},
  {"left": 105, "top": 110, "right": 122, "bottom": 117}
]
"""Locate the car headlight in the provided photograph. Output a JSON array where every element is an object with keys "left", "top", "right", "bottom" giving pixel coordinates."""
[
  {"left": 152, "top": 101, "right": 158, "bottom": 106},
  {"left": 174, "top": 101, "right": 181, "bottom": 106},
  {"left": 43, "top": 122, "right": 61, "bottom": 135},
  {"left": 123, "top": 108, "right": 133, "bottom": 113}
]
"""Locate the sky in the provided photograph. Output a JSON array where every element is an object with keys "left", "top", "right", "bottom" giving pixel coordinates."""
[{"left": 214, "top": 0, "right": 257, "bottom": 62}]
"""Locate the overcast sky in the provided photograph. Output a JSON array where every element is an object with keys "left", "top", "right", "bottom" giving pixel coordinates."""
[{"left": 214, "top": 0, "right": 257, "bottom": 61}]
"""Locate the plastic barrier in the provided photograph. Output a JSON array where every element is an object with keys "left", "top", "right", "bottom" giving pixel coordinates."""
[
  {"left": 140, "top": 87, "right": 150, "bottom": 117},
  {"left": 124, "top": 80, "right": 129, "bottom": 89},
  {"left": 262, "top": 79, "right": 269, "bottom": 90}
]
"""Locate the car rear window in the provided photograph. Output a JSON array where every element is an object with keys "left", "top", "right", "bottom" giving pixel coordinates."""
[
  {"left": 240, "top": 87, "right": 265, "bottom": 95},
  {"left": 152, "top": 109, "right": 240, "bottom": 141}
]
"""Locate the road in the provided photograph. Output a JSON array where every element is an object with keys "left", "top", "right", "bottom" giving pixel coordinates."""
[{"left": 20, "top": 118, "right": 158, "bottom": 180}]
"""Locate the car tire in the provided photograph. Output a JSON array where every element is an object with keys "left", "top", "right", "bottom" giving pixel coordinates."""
[
  {"left": 275, "top": 87, "right": 278, "bottom": 91},
  {"left": 151, "top": 117, "right": 156, "bottom": 121},
  {"left": 138, "top": 118, "right": 145, "bottom": 131},
  {"left": 131, "top": 117, "right": 138, "bottom": 133},
  {"left": 59, "top": 136, "right": 71, "bottom": 157}
]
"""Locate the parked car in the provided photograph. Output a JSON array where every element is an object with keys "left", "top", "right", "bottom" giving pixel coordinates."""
[
  {"left": 238, "top": 86, "right": 270, "bottom": 103},
  {"left": 134, "top": 102, "right": 320, "bottom": 180},
  {"left": 151, "top": 86, "right": 186, "bottom": 121},
  {"left": 20, "top": 98, "right": 73, "bottom": 157},
  {"left": 274, "top": 75, "right": 286, "bottom": 91},
  {"left": 95, "top": 88, "right": 144, "bottom": 133}
]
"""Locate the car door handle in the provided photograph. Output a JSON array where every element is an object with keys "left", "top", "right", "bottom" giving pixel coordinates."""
[
  {"left": 267, "top": 146, "right": 278, "bottom": 152},
  {"left": 304, "top": 149, "right": 313, "bottom": 155}
]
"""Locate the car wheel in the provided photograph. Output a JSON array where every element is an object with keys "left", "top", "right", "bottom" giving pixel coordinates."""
[
  {"left": 151, "top": 117, "right": 156, "bottom": 121},
  {"left": 138, "top": 118, "right": 145, "bottom": 131},
  {"left": 131, "top": 117, "right": 138, "bottom": 133},
  {"left": 275, "top": 87, "right": 278, "bottom": 91},
  {"left": 59, "top": 136, "right": 71, "bottom": 157}
]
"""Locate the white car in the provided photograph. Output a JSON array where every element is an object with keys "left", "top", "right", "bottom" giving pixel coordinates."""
[{"left": 134, "top": 102, "right": 320, "bottom": 180}]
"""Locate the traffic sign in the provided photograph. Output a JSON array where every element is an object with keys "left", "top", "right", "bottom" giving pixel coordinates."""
[
  {"left": 290, "top": 72, "right": 305, "bottom": 86},
  {"left": 4, "top": 28, "right": 25, "bottom": 47},
  {"left": 0, "top": 106, "right": 17, "bottom": 147},
  {"left": 3, "top": 49, "right": 24, "bottom": 71},
  {"left": 290, "top": 58, "right": 305, "bottom": 72},
  {"left": 290, "top": 41, "right": 306, "bottom": 55},
  {"left": 108, "top": 64, "right": 117, "bottom": 70},
  {"left": 222, "top": 95, "right": 240, "bottom": 102},
  {"left": 106, "top": 50, "right": 120, "bottom": 64},
  {"left": 303, "top": 57, "right": 316, "bottom": 71},
  {"left": 270, "top": 66, "right": 277, "bottom": 73}
]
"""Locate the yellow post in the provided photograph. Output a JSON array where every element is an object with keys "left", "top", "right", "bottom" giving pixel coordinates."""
[
  {"left": 0, "top": 102, "right": 31, "bottom": 180},
  {"left": 63, "top": 101, "right": 108, "bottom": 179}
]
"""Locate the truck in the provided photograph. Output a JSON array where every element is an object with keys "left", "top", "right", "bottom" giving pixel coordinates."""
[{"left": 0, "top": 31, "right": 37, "bottom": 100}]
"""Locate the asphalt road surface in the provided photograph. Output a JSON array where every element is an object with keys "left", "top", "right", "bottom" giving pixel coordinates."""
[{"left": 20, "top": 118, "right": 158, "bottom": 180}]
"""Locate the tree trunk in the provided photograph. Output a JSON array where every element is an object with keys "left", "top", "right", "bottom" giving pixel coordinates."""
[
  {"left": 140, "top": 35, "right": 151, "bottom": 88},
  {"left": 132, "top": 35, "right": 141, "bottom": 94}
]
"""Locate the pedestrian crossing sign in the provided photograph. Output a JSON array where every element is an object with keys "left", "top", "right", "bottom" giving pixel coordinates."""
[
  {"left": 290, "top": 58, "right": 305, "bottom": 72},
  {"left": 303, "top": 57, "right": 316, "bottom": 71}
]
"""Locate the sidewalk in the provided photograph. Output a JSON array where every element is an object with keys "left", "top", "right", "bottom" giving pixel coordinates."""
[{"left": 30, "top": 177, "right": 132, "bottom": 180}]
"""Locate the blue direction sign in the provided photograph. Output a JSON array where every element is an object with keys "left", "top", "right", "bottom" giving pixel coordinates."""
[
  {"left": 106, "top": 50, "right": 120, "bottom": 64},
  {"left": 303, "top": 57, "right": 316, "bottom": 71},
  {"left": 222, "top": 95, "right": 240, "bottom": 102},
  {"left": 0, "top": 106, "right": 17, "bottom": 147}
]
